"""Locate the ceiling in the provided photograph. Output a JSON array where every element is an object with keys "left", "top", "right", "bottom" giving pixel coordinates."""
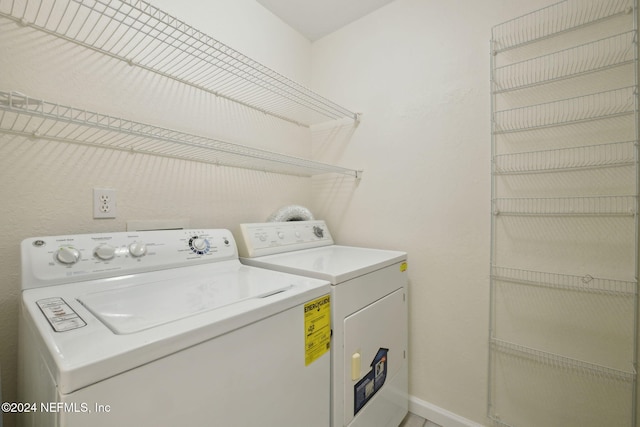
[{"left": 256, "top": 0, "right": 395, "bottom": 41}]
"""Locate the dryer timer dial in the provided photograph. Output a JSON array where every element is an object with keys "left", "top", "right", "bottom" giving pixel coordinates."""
[{"left": 313, "top": 226, "right": 324, "bottom": 238}]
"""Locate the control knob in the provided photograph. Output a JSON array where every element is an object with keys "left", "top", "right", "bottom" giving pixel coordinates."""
[
  {"left": 313, "top": 226, "right": 324, "bottom": 238},
  {"left": 56, "top": 246, "right": 81, "bottom": 265},
  {"left": 191, "top": 238, "right": 208, "bottom": 251},
  {"left": 128, "top": 241, "right": 147, "bottom": 257},
  {"left": 94, "top": 244, "right": 116, "bottom": 260}
]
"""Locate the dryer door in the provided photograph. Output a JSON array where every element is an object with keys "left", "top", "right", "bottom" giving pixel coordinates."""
[{"left": 343, "top": 288, "right": 407, "bottom": 426}]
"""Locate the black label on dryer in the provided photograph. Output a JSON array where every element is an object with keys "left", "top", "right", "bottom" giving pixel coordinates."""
[{"left": 354, "top": 348, "right": 388, "bottom": 415}]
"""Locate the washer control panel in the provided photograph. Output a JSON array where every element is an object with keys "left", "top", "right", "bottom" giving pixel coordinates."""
[
  {"left": 21, "top": 229, "right": 236, "bottom": 289},
  {"left": 237, "top": 220, "right": 334, "bottom": 258}
]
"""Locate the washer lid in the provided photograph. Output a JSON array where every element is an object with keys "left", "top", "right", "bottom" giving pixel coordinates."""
[
  {"left": 22, "top": 261, "right": 331, "bottom": 394},
  {"left": 242, "top": 245, "right": 407, "bottom": 284},
  {"left": 78, "top": 270, "right": 292, "bottom": 334}
]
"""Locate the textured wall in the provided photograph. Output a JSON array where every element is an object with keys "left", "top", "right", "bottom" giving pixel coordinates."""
[
  {"left": 310, "top": 0, "right": 560, "bottom": 424},
  {"left": 0, "top": 1, "right": 314, "bottom": 426}
]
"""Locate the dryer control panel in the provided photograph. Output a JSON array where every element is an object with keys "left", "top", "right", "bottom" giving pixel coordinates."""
[
  {"left": 21, "top": 229, "right": 237, "bottom": 289},
  {"left": 237, "top": 220, "right": 334, "bottom": 258}
]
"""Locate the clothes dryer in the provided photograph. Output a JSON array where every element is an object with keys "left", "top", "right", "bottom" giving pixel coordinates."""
[{"left": 237, "top": 220, "right": 408, "bottom": 427}]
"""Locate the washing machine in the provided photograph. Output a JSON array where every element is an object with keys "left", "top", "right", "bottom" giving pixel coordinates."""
[
  {"left": 18, "top": 228, "right": 331, "bottom": 427},
  {"left": 237, "top": 220, "right": 408, "bottom": 427}
]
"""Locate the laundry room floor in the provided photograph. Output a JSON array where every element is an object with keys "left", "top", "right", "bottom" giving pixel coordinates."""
[{"left": 400, "top": 412, "right": 441, "bottom": 427}]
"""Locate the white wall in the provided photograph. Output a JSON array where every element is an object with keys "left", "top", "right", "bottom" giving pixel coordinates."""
[
  {"left": 310, "top": 0, "right": 558, "bottom": 424},
  {"left": 0, "top": 2, "right": 313, "bottom": 427},
  {"left": 1, "top": 1, "right": 583, "bottom": 427}
]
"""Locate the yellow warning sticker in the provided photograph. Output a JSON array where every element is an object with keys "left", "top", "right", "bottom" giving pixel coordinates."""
[
  {"left": 304, "top": 294, "right": 331, "bottom": 366},
  {"left": 400, "top": 262, "right": 408, "bottom": 272}
]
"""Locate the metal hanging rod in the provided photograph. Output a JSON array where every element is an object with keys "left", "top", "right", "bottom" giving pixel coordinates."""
[
  {"left": 0, "top": 0, "right": 360, "bottom": 127},
  {"left": 0, "top": 91, "right": 363, "bottom": 178}
]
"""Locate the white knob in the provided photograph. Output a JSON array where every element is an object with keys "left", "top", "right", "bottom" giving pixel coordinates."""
[
  {"left": 259, "top": 234, "right": 267, "bottom": 242},
  {"left": 94, "top": 244, "right": 116, "bottom": 260},
  {"left": 56, "top": 247, "right": 81, "bottom": 265},
  {"left": 277, "top": 232, "right": 284, "bottom": 239},
  {"left": 192, "top": 238, "right": 207, "bottom": 250},
  {"left": 128, "top": 241, "right": 147, "bottom": 257}
]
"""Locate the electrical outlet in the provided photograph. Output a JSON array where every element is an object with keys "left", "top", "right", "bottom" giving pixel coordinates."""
[{"left": 93, "top": 188, "right": 117, "bottom": 219}]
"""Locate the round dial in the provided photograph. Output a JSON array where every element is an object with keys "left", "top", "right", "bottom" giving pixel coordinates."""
[
  {"left": 128, "top": 241, "right": 147, "bottom": 257},
  {"left": 94, "top": 244, "right": 116, "bottom": 260},
  {"left": 192, "top": 238, "right": 207, "bottom": 251},
  {"left": 56, "top": 246, "right": 81, "bottom": 265},
  {"left": 313, "top": 226, "right": 324, "bottom": 238},
  {"left": 189, "top": 236, "right": 210, "bottom": 254}
]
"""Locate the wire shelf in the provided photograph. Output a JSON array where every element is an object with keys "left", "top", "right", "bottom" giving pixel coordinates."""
[
  {"left": 493, "top": 140, "right": 637, "bottom": 174},
  {"left": 493, "top": 31, "right": 637, "bottom": 93},
  {"left": 491, "top": 0, "right": 633, "bottom": 53},
  {"left": 492, "top": 195, "right": 637, "bottom": 216},
  {"left": 0, "top": 0, "right": 359, "bottom": 127},
  {"left": 493, "top": 86, "right": 636, "bottom": 134},
  {"left": 491, "top": 266, "right": 637, "bottom": 296},
  {"left": 491, "top": 338, "right": 636, "bottom": 382},
  {"left": 0, "top": 91, "right": 362, "bottom": 177}
]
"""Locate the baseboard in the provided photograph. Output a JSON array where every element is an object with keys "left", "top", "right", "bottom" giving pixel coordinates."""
[{"left": 408, "top": 396, "right": 485, "bottom": 427}]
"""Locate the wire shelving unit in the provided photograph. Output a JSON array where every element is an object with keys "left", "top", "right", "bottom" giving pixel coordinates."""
[
  {"left": 0, "top": 0, "right": 363, "bottom": 177},
  {"left": 489, "top": 0, "right": 638, "bottom": 426},
  {"left": 0, "top": 0, "right": 359, "bottom": 127},
  {"left": 0, "top": 91, "right": 362, "bottom": 177}
]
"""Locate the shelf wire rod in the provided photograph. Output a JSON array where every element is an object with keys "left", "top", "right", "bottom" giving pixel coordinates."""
[
  {"left": 2, "top": 123, "right": 342, "bottom": 177},
  {"left": 492, "top": 0, "right": 632, "bottom": 54},
  {"left": 494, "top": 108, "right": 635, "bottom": 134},
  {"left": 493, "top": 140, "right": 637, "bottom": 174},
  {"left": 491, "top": 266, "right": 638, "bottom": 296},
  {"left": 494, "top": 86, "right": 636, "bottom": 134},
  {"left": 493, "top": 31, "right": 636, "bottom": 93},
  {"left": 90, "top": 1, "right": 152, "bottom": 57},
  {"left": 0, "top": 0, "right": 358, "bottom": 126},
  {"left": 140, "top": 3, "right": 355, "bottom": 119},
  {"left": 492, "top": 195, "right": 638, "bottom": 216},
  {"left": 0, "top": 92, "right": 361, "bottom": 177},
  {"left": 491, "top": 338, "right": 636, "bottom": 382},
  {"left": 84, "top": 0, "right": 356, "bottom": 121}
]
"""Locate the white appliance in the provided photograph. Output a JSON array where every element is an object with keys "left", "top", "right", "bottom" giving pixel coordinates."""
[
  {"left": 237, "top": 220, "right": 408, "bottom": 427},
  {"left": 18, "top": 229, "right": 331, "bottom": 427}
]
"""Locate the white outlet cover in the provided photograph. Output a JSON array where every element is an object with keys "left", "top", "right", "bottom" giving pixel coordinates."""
[{"left": 93, "top": 188, "right": 117, "bottom": 219}]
